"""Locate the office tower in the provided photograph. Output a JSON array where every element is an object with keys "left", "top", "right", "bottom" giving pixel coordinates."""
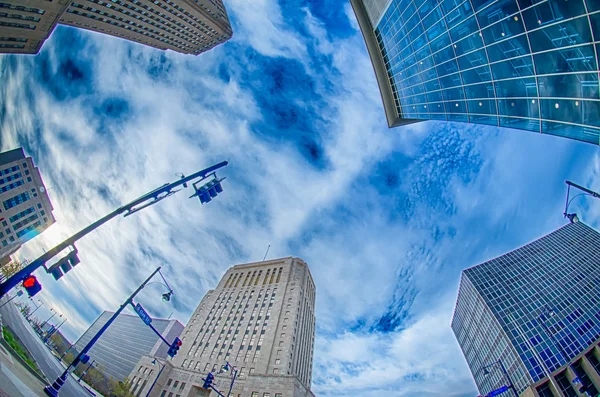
[
  {"left": 451, "top": 222, "right": 600, "bottom": 396},
  {"left": 73, "top": 311, "right": 183, "bottom": 381},
  {"left": 351, "top": 0, "right": 600, "bottom": 145},
  {"left": 130, "top": 257, "right": 317, "bottom": 397},
  {"left": 0, "top": 0, "right": 232, "bottom": 55},
  {"left": 0, "top": 148, "right": 55, "bottom": 261},
  {"left": 0, "top": 0, "right": 70, "bottom": 54}
]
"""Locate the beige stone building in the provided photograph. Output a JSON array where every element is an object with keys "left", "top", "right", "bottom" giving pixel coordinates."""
[
  {"left": 129, "top": 257, "right": 317, "bottom": 397},
  {"left": 0, "top": 148, "right": 55, "bottom": 262},
  {"left": 0, "top": 0, "right": 70, "bottom": 53},
  {"left": 0, "top": 0, "right": 232, "bottom": 54}
]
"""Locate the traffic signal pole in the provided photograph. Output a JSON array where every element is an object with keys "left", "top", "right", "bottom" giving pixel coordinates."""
[
  {"left": 0, "top": 161, "right": 228, "bottom": 298},
  {"left": 44, "top": 267, "right": 175, "bottom": 397}
]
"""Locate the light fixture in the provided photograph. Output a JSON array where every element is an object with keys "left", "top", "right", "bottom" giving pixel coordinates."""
[
  {"left": 483, "top": 368, "right": 490, "bottom": 376},
  {"left": 532, "top": 99, "right": 536, "bottom": 104},
  {"left": 555, "top": 103, "right": 560, "bottom": 109},
  {"left": 479, "top": 102, "right": 482, "bottom": 106},
  {"left": 575, "top": 101, "right": 579, "bottom": 106},
  {"left": 162, "top": 291, "right": 173, "bottom": 302},
  {"left": 514, "top": 16, "right": 519, "bottom": 21}
]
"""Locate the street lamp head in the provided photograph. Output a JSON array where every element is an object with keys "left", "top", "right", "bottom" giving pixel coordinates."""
[
  {"left": 565, "top": 213, "right": 579, "bottom": 223},
  {"left": 162, "top": 291, "right": 172, "bottom": 302},
  {"left": 483, "top": 368, "right": 490, "bottom": 376},
  {"left": 151, "top": 359, "right": 157, "bottom": 365}
]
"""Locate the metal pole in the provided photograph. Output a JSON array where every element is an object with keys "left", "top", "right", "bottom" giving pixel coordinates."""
[
  {"left": 41, "top": 311, "right": 57, "bottom": 329},
  {"left": 566, "top": 181, "right": 600, "bottom": 199},
  {"left": 226, "top": 369, "right": 237, "bottom": 397},
  {"left": 0, "top": 292, "right": 20, "bottom": 309},
  {"left": 497, "top": 359, "right": 518, "bottom": 397},
  {"left": 26, "top": 301, "right": 43, "bottom": 320},
  {"left": 0, "top": 161, "right": 228, "bottom": 298},
  {"left": 78, "top": 360, "right": 95, "bottom": 382},
  {"left": 145, "top": 362, "right": 165, "bottom": 397},
  {"left": 44, "top": 267, "right": 162, "bottom": 397}
]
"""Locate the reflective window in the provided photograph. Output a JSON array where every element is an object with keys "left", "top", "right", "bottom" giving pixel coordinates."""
[{"left": 527, "top": 16, "right": 592, "bottom": 53}]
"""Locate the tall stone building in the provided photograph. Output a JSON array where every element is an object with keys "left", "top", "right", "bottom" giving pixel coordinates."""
[
  {"left": 0, "top": 148, "right": 55, "bottom": 261},
  {"left": 351, "top": 0, "right": 600, "bottom": 145},
  {"left": 452, "top": 222, "right": 600, "bottom": 396},
  {"left": 130, "top": 257, "right": 317, "bottom": 397},
  {"left": 0, "top": 0, "right": 232, "bottom": 54}
]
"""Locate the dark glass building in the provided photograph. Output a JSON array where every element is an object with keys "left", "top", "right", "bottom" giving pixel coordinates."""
[
  {"left": 451, "top": 222, "right": 600, "bottom": 395},
  {"left": 73, "top": 311, "right": 183, "bottom": 382},
  {"left": 351, "top": 0, "right": 600, "bottom": 144}
]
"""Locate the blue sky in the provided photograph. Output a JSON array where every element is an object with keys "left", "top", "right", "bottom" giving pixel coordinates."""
[{"left": 2, "top": 1, "right": 600, "bottom": 396}]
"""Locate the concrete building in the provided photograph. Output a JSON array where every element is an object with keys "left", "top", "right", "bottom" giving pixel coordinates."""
[
  {"left": 73, "top": 311, "right": 184, "bottom": 382},
  {"left": 0, "top": 148, "right": 55, "bottom": 261},
  {"left": 351, "top": 0, "right": 600, "bottom": 145},
  {"left": 130, "top": 257, "right": 317, "bottom": 397},
  {"left": 0, "top": 0, "right": 70, "bottom": 53},
  {"left": 451, "top": 222, "right": 600, "bottom": 396},
  {"left": 0, "top": 0, "right": 232, "bottom": 54}
]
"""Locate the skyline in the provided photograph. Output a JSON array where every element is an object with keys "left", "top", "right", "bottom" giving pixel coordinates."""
[{"left": 3, "top": 0, "right": 600, "bottom": 396}]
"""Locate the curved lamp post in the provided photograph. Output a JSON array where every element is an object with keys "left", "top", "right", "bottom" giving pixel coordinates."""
[
  {"left": 563, "top": 181, "right": 600, "bottom": 223},
  {"left": 475, "top": 359, "right": 519, "bottom": 397}
]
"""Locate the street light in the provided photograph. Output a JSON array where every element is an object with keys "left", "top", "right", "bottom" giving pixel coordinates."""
[
  {"left": 44, "top": 267, "right": 176, "bottom": 397},
  {"left": 475, "top": 359, "right": 518, "bottom": 397},
  {"left": 563, "top": 181, "right": 600, "bottom": 223},
  {"left": 0, "top": 161, "right": 229, "bottom": 298},
  {"left": 26, "top": 300, "right": 43, "bottom": 320},
  {"left": 145, "top": 359, "right": 166, "bottom": 397},
  {"left": 41, "top": 309, "right": 57, "bottom": 329}
]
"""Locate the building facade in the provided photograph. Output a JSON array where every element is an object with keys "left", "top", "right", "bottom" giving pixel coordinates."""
[
  {"left": 451, "top": 222, "right": 600, "bottom": 396},
  {"left": 351, "top": 0, "right": 600, "bottom": 145},
  {"left": 0, "top": 0, "right": 232, "bottom": 54},
  {"left": 130, "top": 257, "right": 317, "bottom": 397},
  {"left": 0, "top": 0, "right": 70, "bottom": 53},
  {"left": 73, "top": 311, "right": 183, "bottom": 382},
  {"left": 0, "top": 148, "right": 55, "bottom": 260}
]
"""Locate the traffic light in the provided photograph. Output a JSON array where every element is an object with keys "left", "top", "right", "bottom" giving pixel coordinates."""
[
  {"left": 167, "top": 337, "right": 182, "bottom": 357},
  {"left": 48, "top": 249, "right": 80, "bottom": 281},
  {"left": 191, "top": 177, "right": 225, "bottom": 204},
  {"left": 22, "top": 275, "right": 42, "bottom": 297},
  {"left": 202, "top": 373, "right": 214, "bottom": 389}
]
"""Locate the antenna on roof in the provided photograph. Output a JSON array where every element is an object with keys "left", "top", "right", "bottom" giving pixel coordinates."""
[{"left": 262, "top": 245, "right": 270, "bottom": 262}]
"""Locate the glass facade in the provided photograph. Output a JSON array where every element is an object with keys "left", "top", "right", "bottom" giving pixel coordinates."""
[
  {"left": 451, "top": 222, "right": 600, "bottom": 394},
  {"left": 366, "top": 0, "right": 600, "bottom": 144},
  {"left": 74, "top": 311, "right": 182, "bottom": 382}
]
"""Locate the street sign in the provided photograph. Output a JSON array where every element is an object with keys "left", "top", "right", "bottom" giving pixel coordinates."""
[
  {"left": 134, "top": 303, "right": 153, "bottom": 325},
  {"left": 487, "top": 386, "right": 509, "bottom": 397}
]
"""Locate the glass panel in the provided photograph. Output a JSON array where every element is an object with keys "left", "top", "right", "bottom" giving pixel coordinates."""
[
  {"left": 481, "top": 14, "right": 525, "bottom": 45},
  {"left": 437, "top": 60, "right": 460, "bottom": 77},
  {"left": 499, "top": 116, "right": 540, "bottom": 132},
  {"left": 445, "top": 1, "right": 473, "bottom": 30},
  {"left": 457, "top": 48, "right": 488, "bottom": 70},
  {"left": 439, "top": 72, "right": 462, "bottom": 89},
  {"left": 486, "top": 34, "right": 530, "bottom": 63},
  {"left": 534, "top": 44, "right": 597, "bottom": 75},
  {"left": 448, "top": 114, "right": 469, "bottom": 122},
  {"left": 522, "top": 0, "right": 587, "bottom": 31},
  {"left": 426, "top": 18, "right": 446, "bottom": 41},
  {"left": 589, "top": 12, "right": 600, "bottom": 39},
  {"left": 454, "top": 31, "right": 484, "bottom": 56},
  {"left": 442, "top": 86, "right": 466, "bottom": 101},
  {"left": 527, "top": 16, "right": 592, "bottom": 53},
  {"left": 464, "top": 82, "right": 495, "bottom": 99},
  {"left": 470, "top": 115, "right": 499, "bottom": 126},
  {"left": 542, "top": 121, "right": 600, "bottom": 144},
  {"left": 427, "top": 90, "right": 444, "bottom": 102},
  {"left": 461, "top": 65, "right": 492, "bottom": 84},
  {"left": 447, "top": 100, "right": 467, "bottom": 113},
  {"left": 476, "top": 0, "right": 519, "bottom": 30},
  {"left": 417, "top": 0, "right": 435, "bottom": 20},
  {"left": 537, "top": 73, "right": 599, "bottom": 100},
  {"left": 449, "top": 15, "right": 477, "bottom": 43},
  {"left": 541, "top": 99, "right": 600, "bottom": 127},
  {"left": 423, "top": 6, "right": 444, "bottom": 31},
  {"left": 433, "top": 45, "right": 455, "bottom": 65},
  {"left": 498, "top": 98, "right": 539, "bottom": 118},
  {"left": 429, "top": 113, "right": 447, "bottom": 120},
  {"left": 424, "top": 78, "right": 441, "bottom": 93},
  {"left": 409, "top": 22, "right": 425, "bottom": 43},
  {"left": 490, "top": 55, "right": 535, "bottom": 79},
  {"left": 439, "top": 0, "right": 464, "bottom": 16},
  {"left": 586, "top": 0, "right": 600, "bottom": 11},
  {"left": 467, "top": 99, "right": 497, "bottom": 114}
]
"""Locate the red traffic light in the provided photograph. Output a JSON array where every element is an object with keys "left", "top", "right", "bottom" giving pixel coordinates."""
[
  {"left": 22, "top": 275, "right": 42, "bottom": 297},
  {"left": 176, "top": 340, "right": 182, "bottom": 347}
]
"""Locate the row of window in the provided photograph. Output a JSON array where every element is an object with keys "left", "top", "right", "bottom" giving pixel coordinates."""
[
  {"left": 0, "top": 36, "right": 27, "bottom": 42},
  {"left": 8, "top": 205, "right": 34, "bottom": 222}
]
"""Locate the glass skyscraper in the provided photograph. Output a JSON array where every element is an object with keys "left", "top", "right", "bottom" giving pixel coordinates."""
[
  {"left": 351, "top": 0, "right": 600, "bottom": 145},
  {"left": 73, "top": 311, "right": 183, "bottom": 382},
  {"left": 451, "top": 222, "right": 600, "bottom": 395}
]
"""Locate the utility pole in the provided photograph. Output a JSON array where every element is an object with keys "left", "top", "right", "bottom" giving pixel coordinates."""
[
  {"left": 0, "top": 161, "right": 228, "bottom": 298},
  {"left": 44, "top": 267, "right": 176, "bottom": 396}
]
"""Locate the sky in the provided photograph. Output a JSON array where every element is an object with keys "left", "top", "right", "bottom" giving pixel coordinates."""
[{"left": 1, "top": 0, "right": 600, "bottom": 396}]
